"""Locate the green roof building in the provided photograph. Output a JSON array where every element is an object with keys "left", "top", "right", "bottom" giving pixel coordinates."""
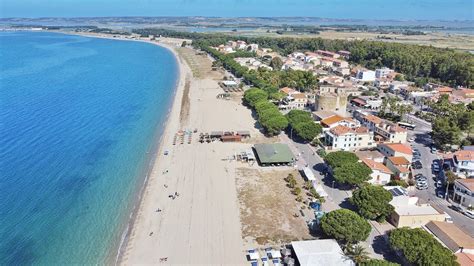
[{"left": 253, "top": 143, "right": 295, "bottom": 166}]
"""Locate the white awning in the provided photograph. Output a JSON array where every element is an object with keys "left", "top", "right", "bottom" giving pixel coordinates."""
[
  {"left": 313, "top": 184, "right": 328, "bottom": 197},
  {"left": 303, "top": 167, "right": 316, "bottom": 181}
]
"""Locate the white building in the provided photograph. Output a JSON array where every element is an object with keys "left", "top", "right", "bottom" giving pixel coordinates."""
[
  {"left": 453, "top": 179, "right": 474, "bottom": 208},
  {"left": 375, "top": 67, "right": 394, "bottom": 78},
  {"left": 291, "top": 239, "right": 354, "bottom": 266},
  {"left": 355, "top": 70, "right": 376, "bottom": 82},
  {"left": 378, "top": 143, "right": 413, "bottom": 162},
  {"left": 447, "top": 150, "right": 474, "bottom": 178},
  {"left": 361, "top": 158, "right": 392, "bottom": 185},
  {"left": 324, "top": 125, "right": 374, "bottom": 151}
]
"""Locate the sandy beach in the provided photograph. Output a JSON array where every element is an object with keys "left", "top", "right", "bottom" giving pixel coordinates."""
[{"left": 90, "top": 36, "right": 262, "bottom": 265}]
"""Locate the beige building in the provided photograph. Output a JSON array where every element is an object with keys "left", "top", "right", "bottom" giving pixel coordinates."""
[
  {"left": 384, "top": 186, "right": 448, "bottom": 228},
  {"left": 374, "top": 121, "right": 408, "bottom": 144}
]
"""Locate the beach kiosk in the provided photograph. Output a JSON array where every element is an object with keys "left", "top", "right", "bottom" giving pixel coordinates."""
[{"left": 253, "top": 143, "right": 295, "bottom": 166}]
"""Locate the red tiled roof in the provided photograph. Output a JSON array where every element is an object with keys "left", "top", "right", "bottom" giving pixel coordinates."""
[
  {"left": 456, "top": 253, "right": 474, "bottom": 266},
  {"left": 456, "top": 179, "right": 474, "bottom": 191},
  {"left": 364, "top": 114, "right": 383, "bottom": 124},
  {"left": 362, "top": 158, "right": 392, "bottom": 174},
  {"left": 321, "top": 115, "right": 344, "bottom": 127},
  {"left": 351, "top": 98, "right": 367, "bottom": 105},
  {"left": 329, "top": 125, "right": 352, "bottom": 136},
  {"left": 383, "top": 143, "right": 413, "bottom": 155},
  {"left": 454, "top": 150, "right": 474, "bottom": 161},
  {"left": 388, "top": 156, "right": 410, "bottom": 165},
  {"left": 280, "top": 87, "right": 296, "bottom": 95},
  {"left": 395, "top": 165, "right": 410, "bottom": 173}
]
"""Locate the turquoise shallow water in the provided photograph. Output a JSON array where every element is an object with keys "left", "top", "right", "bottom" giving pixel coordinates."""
[{"left": 0, "top": 31, "right": 178, "bottom": 264}]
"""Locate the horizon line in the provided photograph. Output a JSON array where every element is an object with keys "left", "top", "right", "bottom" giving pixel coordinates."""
[{"left": 1, "top": 16, "right": 473, "bottom": 23}]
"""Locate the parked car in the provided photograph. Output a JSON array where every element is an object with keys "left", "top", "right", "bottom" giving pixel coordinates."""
[
  {"left": 449, "top": 205, "right": 464, "bottom": 214},
  {"left": 408, "top": 137, "right": 416, "bottom": 142},
  {"left": 436, "top": 180, "right": 444, "bottom": 188},
  {"left": 416, "top": 184, "right": 428, "bottom": 190},
  {"left": 465, "top": 210, "right": 474, "bottom": 219},
  {"left": 436, "top": 190, "right": 445, "bottom": 198},
  {"left": 412, "top": 161, "right": 423, "bottom": 169},
  {"left": 433, "top": 165, "right": 440, "bottom": 172},
  {"left": 431, "top": 147, "right": 437, "bottom": 153}
]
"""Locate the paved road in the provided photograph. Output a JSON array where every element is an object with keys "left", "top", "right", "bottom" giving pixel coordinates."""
[
  {"left": 280, "top": 133, "right": 396, "bottom": 261},
  {"left": 407, "top": 116, "right": 474, "bottom": 236}
]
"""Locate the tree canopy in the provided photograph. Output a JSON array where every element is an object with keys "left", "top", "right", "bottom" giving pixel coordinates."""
[
  {"left": 324, "top": 151, "right": 359, "bottom": 169},
  {"left": 320, "top": 209, "right": 371, "bottom": 244},
  {"left": 244, "top": 88, "right": 269, "bottom": 107},
  {"left": 286, "top": 110, "right": 322, "bottom": 141},
  {"left": 360, "top": 259, "right": 400, "bottom": 266},
  {"left": 332, "top": 162, "right": 372, "bottom": 186},
  {"left": 351, "top": 185, "right": 394, "bottom": 221},
  {"left": 389, "top": 227, "right": 458, "bottom": 266}
]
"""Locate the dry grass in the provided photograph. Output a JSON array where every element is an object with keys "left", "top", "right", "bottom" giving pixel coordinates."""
[
  {"left": 235, "top": 168, "right": 313, "bottom": 246},
  {"left": 176, "top": 47, "right": 223, "bottom": 79},
  {"left": 234, "top": 29, "right": 474, "bottom": 51}
]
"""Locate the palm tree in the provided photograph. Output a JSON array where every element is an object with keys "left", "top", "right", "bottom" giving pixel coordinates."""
[{"left": 344, "top": 244, "right": 370, "bottom": 264}]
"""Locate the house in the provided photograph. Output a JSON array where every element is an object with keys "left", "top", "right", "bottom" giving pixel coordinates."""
[
  {"left": 388, "top": 197, "right": 447, "bottom": 228},
  {"left": 361, "top": 158, "right": 392, "bottom": 185},
  {"left": 385, "top": 156, "right": 411, "bottom": 180},
  {"left": 338, "top": 50, "right": 351, "bottom": 59},
  {"left": 374, "top": 121, "right": 408, "bottom": 144},
  {"left": 360, "top": 97, "right": 383, "bottom": 110},
  {"left": 355, "top": 150, "right": 385, "bottom": 163},
  {"left": 334, "top": 67, "right": 350, "bottom": 76},
  {"left": 389, "top": 81, "right": 410, "bottom": 93},
  {"left": 279, "top": 87, "right": 298, "bottom": 96},
  {"left": 280, "top": 93, "right": 308, "bottom": 110},
  {"left": 445, "top": 150, "right": 474, "bottom": 178},
  {"left": 291, "top": 239, "right": 354, "bottom": 266},
  {"left": 246, "top": 43, "right": 259, "bottom": 52},
  {"left": 374, "top": 78, "right": 392, "bottom": 89},
  {"left": 375, "top": 67, "right": 394, "bottom": 79},
  {"left": 452, "top": 179, "right": 474, "bottom": 208},
  {"left": 319, "top": 115, "right": 359, "bottom": 130},
  {"left": 424, "top": 221, "right": 474, "bottom": 254},
  {"left": 324, "top": 125, "right": 374, "bottom": 151},
  {"left": 358, "top": 113, "right": 383, "bottom": 131},
  {"left": 355, "top": 70, "right": 376, "bottom": 82},
  {"left": 316, "top": 50, "right": 341, "bottom": 59},
  {"left": 378, "top": 143, "right": 413, "bottom": 162}
]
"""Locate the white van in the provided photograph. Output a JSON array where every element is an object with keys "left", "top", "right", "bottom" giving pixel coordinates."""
[
  {"left": 464, "top": 210, "right": 474, "bottom": 219},
  {"left": 444, "top": 214, "right": 453, "bottom": 223}
]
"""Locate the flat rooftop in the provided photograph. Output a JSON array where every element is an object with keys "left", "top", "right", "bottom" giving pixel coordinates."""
[{"left": 291, "top": 239, "right": 354, "bottom": 266}]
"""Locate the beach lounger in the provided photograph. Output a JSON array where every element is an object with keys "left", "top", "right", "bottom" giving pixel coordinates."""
[
  {"left": 272, "top": 259, "right": 280, "bottom": 266},
  {"left": 250, "top": 261, "right": 258, "bottom": 266},
  {"left": 261, "top": 257, "right": 269, "bottom": 266}
]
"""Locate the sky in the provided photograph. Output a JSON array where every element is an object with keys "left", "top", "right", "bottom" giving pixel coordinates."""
[{"left": 1, "top": 0, "right": 473, "bottom": 20}]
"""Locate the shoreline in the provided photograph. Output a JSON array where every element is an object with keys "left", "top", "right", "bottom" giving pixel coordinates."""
[{"left": 53, "top": 31, "right": 190, "bottom": 264}]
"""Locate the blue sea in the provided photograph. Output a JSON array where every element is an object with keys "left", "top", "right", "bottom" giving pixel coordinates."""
[{"left": 0, "top": 31, "right": 178, "bottom": 264}]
